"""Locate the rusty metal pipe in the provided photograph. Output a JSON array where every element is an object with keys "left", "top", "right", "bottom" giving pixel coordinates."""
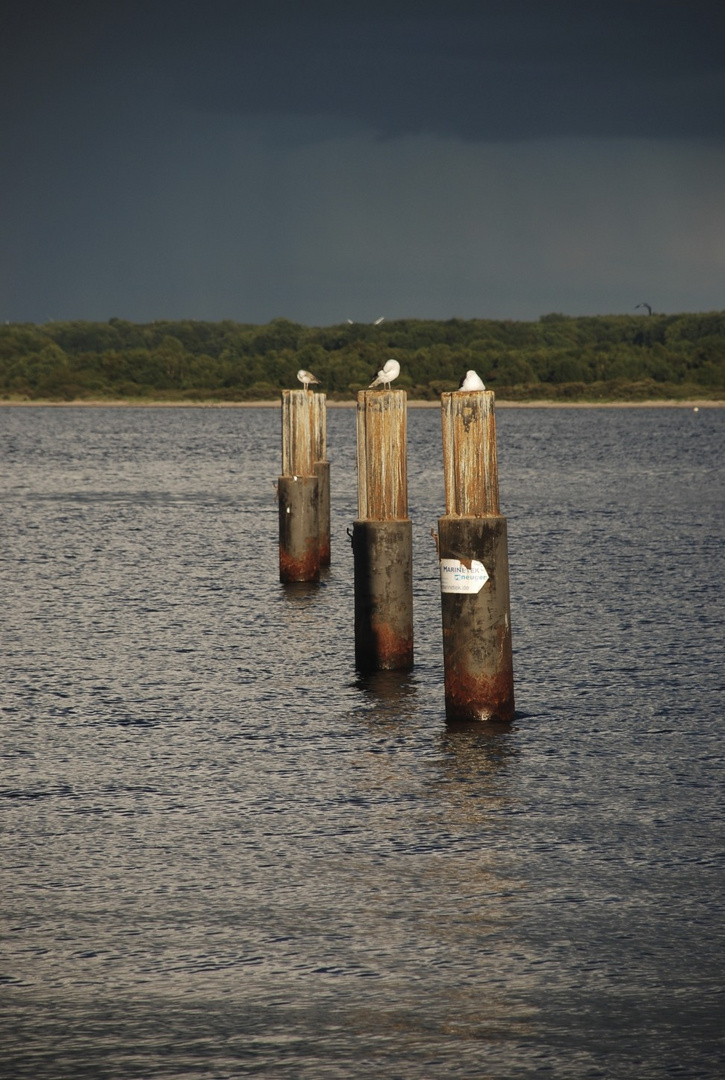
[
  {"left": 438, "top": 515, "right": 514, "bottom": 721},
  {"left": 353, "top": 520, "right": 413, "bottom": 672},
  {"left": 278, "top": 475, "right": 320, "bottom": 582}
]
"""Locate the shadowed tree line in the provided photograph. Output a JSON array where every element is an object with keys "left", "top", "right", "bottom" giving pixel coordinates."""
[{"left": 1, "top": 312, "right": 724, "bottom": 402}]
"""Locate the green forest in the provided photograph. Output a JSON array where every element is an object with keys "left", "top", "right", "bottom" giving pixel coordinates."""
[{"left": 1, "top": 311, "right": 724, "bottom": 402}]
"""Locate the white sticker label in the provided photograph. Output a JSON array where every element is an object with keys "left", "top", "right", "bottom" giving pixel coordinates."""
[{"left": 439, "top": 558, "right": 489, "bottom": 594}]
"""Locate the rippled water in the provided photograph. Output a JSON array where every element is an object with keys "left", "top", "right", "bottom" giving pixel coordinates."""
[{"left": 1, "top": 404, "right": 723, "bottom": 1079}]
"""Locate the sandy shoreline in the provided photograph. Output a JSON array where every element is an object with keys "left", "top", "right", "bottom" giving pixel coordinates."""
[{"left": 1, "top": 398, "right": 721, "bottom": 409}]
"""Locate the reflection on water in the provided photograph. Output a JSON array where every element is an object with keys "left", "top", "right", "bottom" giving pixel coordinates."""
[
  {"left": 280, "top": 577, "right": 330, "bottom": 610},
  {"left": 352, "top": 669, "right": 419, "bottom": 723},
  {"left": 440, "top": 722, "right": 519, "bottom": 785},
  {"left": 1, "top": 405, "right": 724, "bottom": 1079}
]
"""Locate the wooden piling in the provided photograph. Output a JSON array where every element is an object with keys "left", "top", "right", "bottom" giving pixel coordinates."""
[
  {"left": 438, "top": 390, "right": 515, "bottom": 721},
  {"left": 356, "top": 390, "right": 408, "bottom": 521},
  {"left": 310, "top": 403, "right": 330, "bottom": 566},
  {"left": 282, "top": 389, "right": 323, "bottom": 477},
  {"left": 315, "top": 460, "right": 331, "bottom": 566},
  {"left": 279, "top": 389, "right": 328, "bottom": 581},
  {"left": 353, "top": 390, "right": 413, "bottom": 671},
  {"left": 441, "top": 391, "right": 499, "bottom": 516}
]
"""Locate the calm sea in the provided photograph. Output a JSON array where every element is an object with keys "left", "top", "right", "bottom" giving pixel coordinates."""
[{"left": 1, "top": 404, "right": 723, "bottom": 1079}]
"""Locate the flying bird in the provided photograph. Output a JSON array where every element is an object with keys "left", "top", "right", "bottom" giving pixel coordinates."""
[
  {"left": 635, "top": 302, "right": 652, "bottom": 315},
  {"left": 458, "top": 369, "right": 486, "bottom": 391},
  {"left": 297, "top": 369, "right": 320, "bottom": 391},
  {"left": 373, "top": 316, "right": 385, "bottom": 325},
  {"left": 369, "top": 359, "right": 400, "bottom": 389}
]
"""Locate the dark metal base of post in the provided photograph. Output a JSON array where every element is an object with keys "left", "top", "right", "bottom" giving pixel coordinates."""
[
  {"left": 315, "top": 460, "right": 331, "bottom": 566},
  {"left": 438, "top": 514, "right": 515, "bottom": 722},
  {"left": 278, "top": 475, "right": 320, "bottom": 583},
  {"left": 353, "top": 519, "right": 414, "bottom": 672}
]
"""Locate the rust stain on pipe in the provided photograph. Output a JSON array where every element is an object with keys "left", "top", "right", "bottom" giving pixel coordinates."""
[
  {"left": 279, "top": 542, "right": 320, "bottom": 582},
  {"left": 365, "top": 621, "right": 414, "bottom": 670},
  {"left": 318, "top": 537, "right": 331, "bottom": 566},
  {"left": 443, "top": 662, "right": 515, "bottom": 722}
]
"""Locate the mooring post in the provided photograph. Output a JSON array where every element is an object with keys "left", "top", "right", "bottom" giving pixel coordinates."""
[
  {"left": 438, "top": 390, "right": 515, "bottom": 721},
  {"left": 311, "top": 397, "right": 330, "bottom": 566},
  {"left": 278, "top": 389, "right": 325, "bottom": 582},
  {"left": 353, "top": 389, "right": 413, "bottom": 671}
]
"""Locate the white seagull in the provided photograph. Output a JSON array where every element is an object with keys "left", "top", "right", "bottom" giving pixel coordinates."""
[
  {"left": 297, "top": 369, "right": 320, "bottom": 391},
  {"left": 369, "top": 358, "right": 400, "bottom": 389},
  {"left": 458, "top": 369, "right": 486, "bottom": 391}
]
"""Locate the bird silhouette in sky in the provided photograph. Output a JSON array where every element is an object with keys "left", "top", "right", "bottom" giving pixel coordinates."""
[{"left": 635, "top": 302, "right": 653, "bottom": 315}]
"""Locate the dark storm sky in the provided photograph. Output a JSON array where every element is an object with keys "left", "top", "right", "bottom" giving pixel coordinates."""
[{"left": 2, "top": 0, "right": 724, "bottom": 325}]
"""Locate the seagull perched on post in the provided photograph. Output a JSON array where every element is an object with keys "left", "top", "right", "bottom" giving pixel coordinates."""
[
  {"left": 297, "top": 369, "right": 320, "bottom": 391},
  {"left": 458, "top": 369, "right": 486, "bottom": 391},
  {"left": 369, "top": 359, "right": 400, "bottom": 389}
]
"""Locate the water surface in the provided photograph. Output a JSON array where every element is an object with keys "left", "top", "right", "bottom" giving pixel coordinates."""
[{"left": 1, "top": 404, "right": 723, "bottom": 1078}]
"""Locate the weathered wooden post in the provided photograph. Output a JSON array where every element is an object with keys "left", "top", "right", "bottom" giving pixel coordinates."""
[
  {"left": 438, "top": 390, "right": 515, "bottom": 721},
  {"left": 353, "top": 390, "right": 413, "bottom": 671},
  {"left": 312, "top": 400, "right": 331, "bottom": 566},
  {"left": 279, "top": 389, "right": 327, "bottom": 582}
]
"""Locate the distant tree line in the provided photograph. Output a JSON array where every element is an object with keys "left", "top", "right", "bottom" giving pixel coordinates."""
[{"left": 1, "top": 312, "right": 723, "bottom": 401}]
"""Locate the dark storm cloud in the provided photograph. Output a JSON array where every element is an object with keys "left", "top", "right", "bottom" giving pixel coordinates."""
[
  {"left": 2, "top": 0, "right": 724, "bottom": 324},
  {"left": 3, "top": 0, "right": 725, "bottom": 141},
  {"left": 176, "top": 0, "right": 725, "bottom": 140}
]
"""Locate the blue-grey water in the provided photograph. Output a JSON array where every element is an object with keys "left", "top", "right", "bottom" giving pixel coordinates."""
[{"left": 1, "top": 403, "right": 723, "bottom": 1079}]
